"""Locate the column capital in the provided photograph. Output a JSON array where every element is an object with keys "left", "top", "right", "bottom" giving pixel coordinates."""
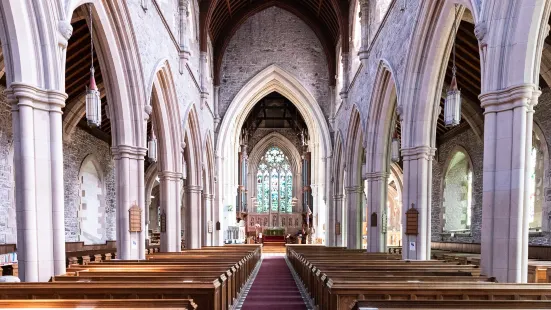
[
  {"left": 6, "top": 82, "right": 67, "bottom": 111},
  {"left": 480, "top": 83, "right": 541, "bottom": 113},
  {"left": 345, "top": 186, "right": 363, "bottom": 194},
  {"left": 363, "top": 171, "right": 390, "bottom": 181},
  {"left": 401, "top": 145, "right": 436, "bottom": 161},
  {"left": 111, "top": 145, "right": 148, "bottom": 160},
  {"left": 158, "top": 170, "right": 183, "bottom": 181},
  {"left": 184, "top": 185, "right": 202, "bottom": 193}
]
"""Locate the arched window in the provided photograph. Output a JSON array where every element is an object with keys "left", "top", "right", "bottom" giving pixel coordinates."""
[
  {"left": 529, "top": 130, "right": 545, "bottom": 230},
  {"left": 78, "top": 156, "right": 105, "bottom": 244},
  {"left": 442, "top": 150, "right": 472, "bottom": 233},
  {"left": 256, "top": 147, "right": 293, "bottom": 213}
]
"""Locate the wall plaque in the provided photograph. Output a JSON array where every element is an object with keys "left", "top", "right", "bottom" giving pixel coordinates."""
[
  {"left": 160, "top": 213, "right": 167, "bottom": 233},
  {"left": 129, "top": 204, "right": 142, "bottom": 232},
  {"left": 208, "top": 221, "right": 213, "bottom": 233},
  {"left": 405, "top": 204, "right": 419, "bottom": 235},
  {"left": 336, "top": 222, "right": 341, "bottom": 235},
  {"left": 216, "top": 221, "right": 221, "bottom": 231}
]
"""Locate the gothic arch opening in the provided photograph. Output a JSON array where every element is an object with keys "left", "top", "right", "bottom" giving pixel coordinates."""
[
  {"left": 78, "top": 156, "right": 105, "bottom": 244},
  {"left": 441, "top": 147, "right": 473, "bottom": 234}
]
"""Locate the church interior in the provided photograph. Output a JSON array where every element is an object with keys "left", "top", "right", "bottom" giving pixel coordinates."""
[{"left": 1, "top": 0, "right": 551, "bottom": 309}]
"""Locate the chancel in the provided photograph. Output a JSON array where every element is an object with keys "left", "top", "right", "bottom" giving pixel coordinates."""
[{"left": 2, "top": 0, "right": 551, "bottom": 309}]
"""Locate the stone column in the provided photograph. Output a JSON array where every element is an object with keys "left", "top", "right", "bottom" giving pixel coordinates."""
[
  {"left": 178, "top": 0, "right": 191, "bottom": 72},
  {"left": 185, "top": 185, "right": 202, "bottom": 249},
  {"left": 400, "top": 146, "right": 435, "bottom": 260},
  {"left": 204, "top": 193, "right": 214, "bottom": 246},
  {"left": 333, "top": 194, "right": 344, "bottom": 246},
  {"left": 213, "top": 86, "right": 221, "bottom": 130},
  {"left": 237, "top": 141, "right": 248, "bottom": 215},
  {"left": 199, "top": 52, "right": 210, "bottom": 110},
  {"left": 480, "top": 85, "right": 540, "bottom": 283},
  {"left": 358, "top": 0, "right": 370, "bottom": 61},
  {"left": 364, "top": 172, "right": 389, "bottom": 252},
  {"left": 7, "top": 84, "right": 67, "bottom": 282},
  {"left": 345, "top": 186, "right": 363, "bottom": 249},
  {"left": 158, "top": 171, "right": 182, "bottom": 252},
  {"left": 340, "top": 53, "right": 350, "bottom": 110},
  {"left": 112, "top": 145, "right": 147, "bottom": 260}
]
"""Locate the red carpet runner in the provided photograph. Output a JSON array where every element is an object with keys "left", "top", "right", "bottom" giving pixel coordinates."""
[{"left": 241, "top": 256, "right": 307, "bottom": 309}]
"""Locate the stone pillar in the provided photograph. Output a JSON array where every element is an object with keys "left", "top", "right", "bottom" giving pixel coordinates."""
[
  {"left": 199, "top": 52, "right": 210, "bottom": 110},
  {"left": 178, "top": 0, "right": 191, "bottom": 72},
  {"left": 345, "top": 186, "right": 363, "bottom": 249},
  {"left": 204, "top": 193, "right": 214, "bottom": 246},
  {"left": 400, "top": 146, "right": 435, "bottom": 260},
  {"left": 480, "top": 85, "right": 540, "bottom": 283},
  {"left": 358, "top": 0, "right": 370, "bottom": 61},
  {"left": 365, "top": 172, "right": 389, "bottom": 252},
  {"left": 333, "top": 194, "right": 344, "bottom": 246},
  {"left": 112, "top": 145, "right": 147, "bottom": 260},
  {"left": 237, "top": 140, "right": 248, "bottom": 215},
  {"left": 185, "top": 185, "right": 202, "bottom": 249},
  {"left": 159, "top": 171, "right": 182, "bottom": 252},
  {"left": 339, "top": 53, "right": 350, "bottom": 110},
  {"left": 213, "top": 86, "right": 221, "bottom": 130},
  {"left": 7, "top": 84, "right": 67, "bottom": 282}
]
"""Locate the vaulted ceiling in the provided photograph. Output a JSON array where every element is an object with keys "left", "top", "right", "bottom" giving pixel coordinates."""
[{"left": 202, "top": 0, "right": 348, "bottom": 86}]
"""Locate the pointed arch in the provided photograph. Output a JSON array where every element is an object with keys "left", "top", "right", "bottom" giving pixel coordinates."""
[
  {"left": 64, "top": 0, "right": 147, "bottom": 147},
  {"left": 328, "top": 130, "right": 345, "bottom": 246},
  {"left": 344, "top": 106, "right": 364, "bottom": 188},
  {"left": 401, "top": 0, "right": 480, "bottom": 148},
  {"left": 149, "top": 59, "right": 184, "bottom": 175},
  {"left": 216, "top": 64, "right": 332, "bottom": 242},
  {"left": 365, "top": 60, "right": 398, "bottom": 175},
  {"left": 184, "top": 105, "right": 203, "bottom": 188}
]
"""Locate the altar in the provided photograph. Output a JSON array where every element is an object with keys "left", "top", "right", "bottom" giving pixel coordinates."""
[{"left": 247, "top": 213, "right": 303, "bottom": 235}]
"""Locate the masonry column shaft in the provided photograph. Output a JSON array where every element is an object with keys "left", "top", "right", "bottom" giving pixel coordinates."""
[
  {"left": 365, "top": 172, "right": 389, "bottom": 252},
  {"left": 401, "top": 146, "right": 434, "bottom": 260},
  {"left": 480, "top": 85, "right": 540, "bottom": 283},
  {"left": 185, "top": 185, "right": 202, "bottom": 249},
  {"left": 159, "top": 171, "right": 182, "bottom": 252},
  {"left": 345, "top": 186, "right": 363, "bottom": 249}
]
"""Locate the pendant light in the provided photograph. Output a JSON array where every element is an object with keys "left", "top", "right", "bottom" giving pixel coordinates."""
[
  {"left": 444, "top": 4, "right": 461, "bottom": 127},
  {"left": 391, "top": 129, "right": 400, "bottom": 163},
  {"left": 148, "top": 123, "right": 158, "bottom": 163},
  {"left": 85, "top": 4, "right": 102, "bottom": 128}
]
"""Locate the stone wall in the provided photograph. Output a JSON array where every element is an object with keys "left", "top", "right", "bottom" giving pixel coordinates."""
[
  {"left": 430, "top": 87, "right": 551, "bottom": 246},
  {"left": 63, "top": 127, "right": 116, "bottom": 242},
  {"left": 0, "top": 85, "right": 15, "bottom": 245},
  {"left": 430, "top": 128, "right": 483, "bottom": 244},
  {"left": 219, "top": 7, "right": 330, "bottom": 118}
]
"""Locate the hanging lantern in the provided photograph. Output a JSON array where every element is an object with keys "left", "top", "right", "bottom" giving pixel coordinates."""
[
  {"left": 444, "top": 4, "right": 461, "bottom": 127},
  {"left": 444, "top": 74, "right": 461, "bottom": 127},
  {"left": 85, "top": 5, "right": 101, "bottom": 128},
  {"left": 148, "top": 129, "right": 158, "bottom": 163},
  {"left": 391, "top": 131, "right": 400, "bottom": 163}
]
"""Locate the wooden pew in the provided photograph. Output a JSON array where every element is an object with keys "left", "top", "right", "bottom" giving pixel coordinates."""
[
  {"left": 0, "top": 245, "right": 260, "bottom": 310},
  {"left": 287, "top": 245, "right": 551, "bottom": 310},
  {"left": 0, "top": 299, "right": 197, "bottom": 309},
  {"left": 353, "top": 300, "right": 551, "bottom": 309}
]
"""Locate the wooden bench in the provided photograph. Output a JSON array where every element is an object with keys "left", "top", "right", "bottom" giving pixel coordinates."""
[
  {"left": 0, "top": 245, "right": 260, "bottom": 310},
  {"left": 353, "top": 300, "right": 551, "bottom": 309},
  {"left": 0, "top": 299, "right": 197, "bottom": 309},
  {"left": 287, "top": 245, "right": 551, "bottom": 310}
]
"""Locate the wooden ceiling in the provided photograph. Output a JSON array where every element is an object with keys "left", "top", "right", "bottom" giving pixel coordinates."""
[
  {"left": 206, "top": 0, "right": 344, "bottom": 85},
  {"left": 243, "top": 91, "right": 308, "bottom": 135},
  {"left": 64, "top": 17, "right": 112, "bottom": 144}
]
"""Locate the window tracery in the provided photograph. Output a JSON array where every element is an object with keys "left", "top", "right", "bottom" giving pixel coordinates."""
[{"left": 256, "top": 147, "right": 293, "bottom": 213}]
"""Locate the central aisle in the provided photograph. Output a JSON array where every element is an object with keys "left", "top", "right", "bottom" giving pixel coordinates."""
[{"left": 241, "top": 256, "right": 307, "bottom": 309}]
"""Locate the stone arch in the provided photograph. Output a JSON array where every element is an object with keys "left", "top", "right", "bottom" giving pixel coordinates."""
[
  {"left": 439, "top": 145, "right": 474, "bottom": 234},
  {"left": 77, "top": 154, "right": 106, "bottom": 244},
  {"left": 531, "top": 122, "right": 549, "bottom": 232},
  {"left": 64, "top": 0, "right": 147, "bottom": 147},
  {"left": 202, "top": 131, "right": 216, "bottom": 245},
  {"left": 247, "top": 132, "right": 303, "bottom": 213},
  {"left": 365, "top": 60, "right": 398, "bottom": 176},
  {"left": 149, "top": 59, "right": 184, "bottom": 175},
  {"left": 183, "top": 104, "right": 203, "bottom": 249},
  {"left": 344, "top": 107, "right": 364, "bottom": 249},
  {"left": 216, "top": 64, "right": 332, "bottom": 241},
  {"left": 329, "top": 131, "right": 346, "bottom": 246},
  {"left": 401, "top": 0, "right": 480, "bottom": 148}
]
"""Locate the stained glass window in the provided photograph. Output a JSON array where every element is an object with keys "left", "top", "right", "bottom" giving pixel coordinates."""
[{"left": 255, "top": 147, "right": 293, "bottom": 214}]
